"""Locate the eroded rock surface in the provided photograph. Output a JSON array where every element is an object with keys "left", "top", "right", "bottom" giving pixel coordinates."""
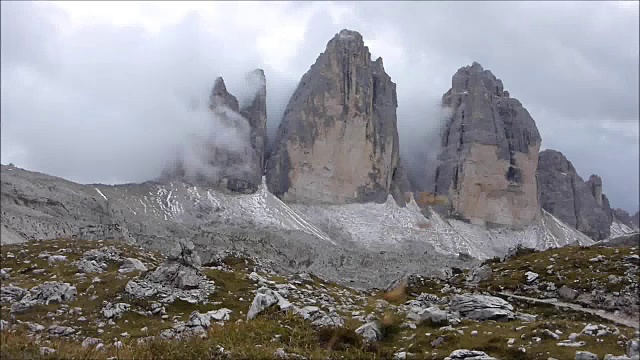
[
  {"left": 433, "top": 62, "right": 542, "bottom": 227},
  {"left": 266, "top": 29, "right": 408, "bottom": 205},
  {"left": 537, "top": 149, "right": 613, "bottom": 240},
  {"left": 449, "top": 294, "right": 514, "bottom": 321}
]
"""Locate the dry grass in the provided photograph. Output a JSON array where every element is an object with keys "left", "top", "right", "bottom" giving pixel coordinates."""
[{"left": 382, "top": 281, "right": 407, "bottom": 304}]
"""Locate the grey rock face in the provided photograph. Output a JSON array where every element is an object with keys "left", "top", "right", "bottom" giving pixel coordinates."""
[
  {"left": 434, "top": 62, "right": 542, "bottom": 227},
  {"left": 161, "top": 72, "right": 267, "bottom": 194},
  {"left": 266, "top": 29, "right": 406, "bottom": 205},
  {"left": 449, "top": 294, "right": 514, "bottom": 321},
  {"left": 612, "top": 209, "right": 640, "bottom": 230},
  {"left": 241, "top": 69, "right": 268, "bottom": 172},
  {"left": 537, "top": 149, "right": 612, "bottom": 240},
  {"left": 0, "top": 165, "right": 133, "bottom": 244}
]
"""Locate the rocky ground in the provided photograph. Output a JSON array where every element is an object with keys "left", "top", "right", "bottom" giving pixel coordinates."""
[{"left": 1, "top": 238, "right": 638, "bottom": 360}]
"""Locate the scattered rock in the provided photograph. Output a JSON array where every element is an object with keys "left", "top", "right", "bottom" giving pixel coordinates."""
[
  {"left": 444, "top": 349, "right": 498, "bottom": 360},
  {"left": 466, "top": 265, "right": 493, "bottom": 284},
  {"left": 559, "top": 286, "right": 579, "bottom": 301},
  {"left": 47, "top": 255, "right": 67, "bottom": 264},
  {"left": 247, "top": 287, "right": 293, "bottom": 320},
  {"left": 575, "top": 351, "right": 599, "bottom": 360},
  {"left": 0, "top": 285, "right": 26, "bottom": 303},
  {"left": 11, "top": 282, "right": 77, "bottom": 313},
  {"left": 47, "top": 325, "right": 76, "bottom": 337},
  {"left": 102, "top": 302, "right": 131, "bottom": 320},
  {"left": 581, "top": 324, "right": 619, "bottom": 337},
  {"left": 118, "top": 258, "right": 148, "bottom": 273},
  {"left": 40, "top": 347, "right": 56, "bottom": 355},
  {"left": 82, "top": 337, "right": 102, "bottom": 348},
  {"left": 525, "top": 271, "right": 539, "bottom": 283}
]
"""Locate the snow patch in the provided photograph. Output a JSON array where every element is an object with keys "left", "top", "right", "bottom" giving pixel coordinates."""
[{"left": 95, "top": 188, "right": 108, "bottom": 201}]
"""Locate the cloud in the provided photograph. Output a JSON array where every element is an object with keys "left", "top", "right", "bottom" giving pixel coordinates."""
[{"left": 1, "top": 1, "right": 638, "bottom": 212}]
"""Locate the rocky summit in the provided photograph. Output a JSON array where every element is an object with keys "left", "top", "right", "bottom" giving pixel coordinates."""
[
  {"left": 537, "top": 149, "right": 638, "bottom": 241},
  {"left": 266, "top": 29, "right": 408, "bottom": 205},
  {"left": 1, "top": 28, "right": 639, "bottom": 360},
  {"left": 433, "top": 62, "right": 542, "bottom": 228},
  {"left": 161, "top": 70, "right": 267, "bottom": 194}
]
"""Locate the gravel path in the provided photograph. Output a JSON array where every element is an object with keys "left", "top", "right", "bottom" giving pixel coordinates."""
[{"left": 497, "top": 291, "right": 640, "bottom": 329}]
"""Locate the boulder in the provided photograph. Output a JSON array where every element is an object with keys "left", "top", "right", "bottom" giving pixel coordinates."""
[
  {"left": 247, "top": 287, "right": 293, "bottom": 320},
  {"left": 119, "top": 258, "right": 148, "bottom": 273},
  {"left": 355, "top": 321, "right": 383, "bottom": 342},
  {"left": 433, "top": 62, "right": 542, "bottom": 227},
  {"left": 266, "top": 29, "right": 408, "bottom": 206},
  {"left": 449, "top": 294, "right": 514, "bottom": 321},
  {"left": 558, "top": 286, "right": 579, "bottom": 301}
]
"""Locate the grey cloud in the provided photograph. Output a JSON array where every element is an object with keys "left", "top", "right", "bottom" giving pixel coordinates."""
[{"left": 1, "top": 1, "right": 637, "bottom": 212}]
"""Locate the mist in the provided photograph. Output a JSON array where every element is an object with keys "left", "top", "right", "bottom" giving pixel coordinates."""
[
  {"left": 0, "top": 2, "right": 296, "bottom": 185},
  {"left": 398, "top": 100, "right": 453, "bottom": 193}
]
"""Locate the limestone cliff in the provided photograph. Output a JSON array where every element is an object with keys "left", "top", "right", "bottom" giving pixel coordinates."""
[
  {"left": 537, "top": 149, "right": 613, "bottom": 240},
  {"left": 265, "top": 29, "right": 407, "bottom": 205},
  {"left": 162, "top": 71, "right": 267, "bottom": 194},
  {"left": 612, "top": 208, "right": 640, "bottom": 231},
  {"left": 433, "top": 62, "right": 542, "bottom": 228}
]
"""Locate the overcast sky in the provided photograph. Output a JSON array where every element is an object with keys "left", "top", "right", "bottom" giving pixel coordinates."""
[{"left": 1, "top": 1, "right": 638, "bottom": 212}]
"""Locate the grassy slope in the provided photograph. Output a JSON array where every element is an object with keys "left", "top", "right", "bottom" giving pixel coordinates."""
[{"left": 1, "top": 239, "right": 637, "bottom": 360}]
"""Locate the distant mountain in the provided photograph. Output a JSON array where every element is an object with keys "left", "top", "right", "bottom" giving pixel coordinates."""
[{"left": 2, "top": 29, "right": 634, "bottom": 288}]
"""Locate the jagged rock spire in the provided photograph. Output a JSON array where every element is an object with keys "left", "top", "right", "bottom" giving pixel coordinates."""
[{"left": 265, "top": 29, "right": 409, "bottom": 205}]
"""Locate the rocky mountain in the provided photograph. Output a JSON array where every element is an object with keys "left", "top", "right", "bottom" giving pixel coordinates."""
[
  {"left": 161, "top": 71, "right": 267, "bottom": 194},
  {"left": 612, "top": 208, "right": 640, "bottom": 231},
  {"left": 536, "top": 149, "right": 637, "bottom": 241},
  {"left": 1, "top": 29, "right": 633, "bottom": 289},
  {"left": 433, "top": 62, "right": 542, "bottom": 228},
  {"left": 0, "top": 163, "right": 593, "bottom": 289},
  {"left": 265, "top": 29, "right": 408, "bottom": 205}
]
